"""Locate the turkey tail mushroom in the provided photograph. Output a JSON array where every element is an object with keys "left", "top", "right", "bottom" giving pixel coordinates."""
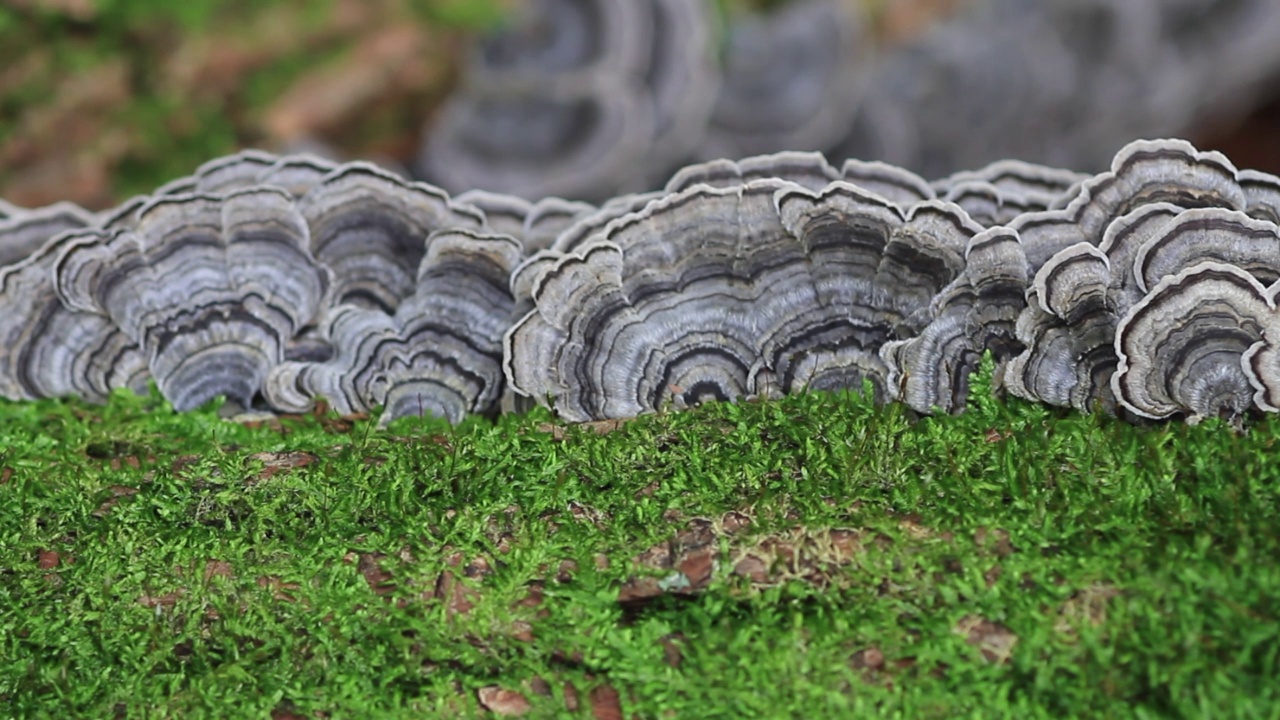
[
  {"left": 0, "top": 202, "right": 96, "bottom": 268},
  {"left": 882, "top": 227, "right": 1027, "bottom": 413},
  {"left": 0, "top": 228, "right": 148, "bottom": 403},
  {"left": 52, "top": 187, "right": 331, "bottom": 411},
  {"left": 1113, "top": 262, "right": 1271, "bottom": 423},
  {"left": 264, "top": 228, "right": 523, "bottom": 425},
  {"left": 505, "top": 178, "right": 977, "bottom": 421},
  {"left": 297, "top": 163, "right": 484, "bottom": 312}
]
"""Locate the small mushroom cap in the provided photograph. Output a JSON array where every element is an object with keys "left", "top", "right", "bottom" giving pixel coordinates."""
[
  {"left": 931, "top": 159, "right": 1087, "bottom": 209},
  {"left": 664, "top": 151, "right": 840, "bottom": 194},
  {"left": 883, "top": 227, "right": 1027, "bottom": 413},
  {"left": 454, "top": 189, "right": 533, "bottom": 241},
  {"left": 550, "top": 191, "right": 663, "bottom": 256},
  {"left": 522, "top": 196, "right": 597, "bottom": 252},
  {"left": 1132, "top": 207, "right": 1280, "bottom": 293},
  {"left": 1035, "top": 242, "right": 1111, "bottom": 323},
  {"left": 189, "top": 149, "right": 281, "bottom": 194},
  {"left": 1113, "top": 261, "right": 1272, "bottom": 421},
  {"left": 1096, "top": 202, "right": 1182, "bottom": 309},
  {"left": 1237, "top": 169, "right": 1280, "bottom": 224},
  {"left": 256, "top": 154, "right": 341, "bottom": 197},
  {"left": 839, "top": 159, "right": 935, "bottom": 206},
  {"left": 0, "top": 202, "right": 96, "bottom": 268},
  {"left": 298, "top": 162, "right": 484, "bottom": 312}
]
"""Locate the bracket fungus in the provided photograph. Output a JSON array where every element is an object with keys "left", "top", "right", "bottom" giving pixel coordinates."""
[
  {"left": 4, "top": 137, "right": 1280, "bottom": 430},
  {"left": 1113, "top": 262, "right": 1271, "bottom": 422},
  {"left": 882, "top": 227, "right": 1027, "bottom": 413},
  {"left": 53, "top": 188, "right": 331, "bottom": 411},
  {"left": 265, "top": 228, "right": 523, "bottom": 425},
  {"left": 504, "top": 177, "right": 980, "bottom": 421},
  {"left": 297, "top": 163, "right": 484, "bottom": 312},
  {"left": 1003, "top": 140, "right": 1280, "bottom": 417},
  {"left": 0, "top": 228, "right": 149, "bottom": 403},
  {"left": 0, "top": 202, "right": 96, "bottom": 268}
]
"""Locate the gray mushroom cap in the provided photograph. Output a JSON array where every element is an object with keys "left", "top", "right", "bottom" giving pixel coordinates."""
[
  {"left": 1010, "top": 138, "right": 1247, "bottom": 273},
  {"left": 882, "top": 226, "right": 1028, "bottom": 413},
  {"left": 1113, "top": 261, "right": 1271, "bottom": 422},
  {"left": 664, "top": 151, "right": 840, "bottom": 194},
  {"left": 454, "top": 189, "right": 533, "bottom": 241},
  {"left": 0, "top": 228, "right": 148, "bottom": 403},
  {"left": 0, "top": 202, "right": 96, "bottom": 268},
  {"left": 521, "top": 196, "right": 597, "bottom": 253},
  {"left": 506, "top": 177, "right": 982, "bottom": 421},
  {"left": 265, "top": 228, "right": 523, "bottom": 425},
  {"left": 839, "top": 159, "right": 936, "bottom": 206},
  {"left": 53, "top": 187, "right": 332, "bottom": 411},
  {"left": 297, "top": 162, "right": 485, "bottom": 312}
]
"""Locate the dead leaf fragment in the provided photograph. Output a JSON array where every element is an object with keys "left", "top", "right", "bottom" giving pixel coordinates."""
[
  {"left": 953, "top": 615, "right": 1019, "bottom": 664},
  {"left": 247, "top": 451, "right": 317, "bottom": 482},
  {"left": 37, "top": 549, "right": 60, "bottom": 570},
  {"left": 477, "top": 686, "right": 531, "bottom": 716},
  {"left": 588, "top": 685, "right": 623, "bottom": 720},
  {"left": 357, "top": 553, "right": 396, "bottom": 596},
  {"left": 563, "top": 682, "right": 580, "bottom": 712},
  {"left": 203, "top": 559, "right": 234, "bottom": 582}
]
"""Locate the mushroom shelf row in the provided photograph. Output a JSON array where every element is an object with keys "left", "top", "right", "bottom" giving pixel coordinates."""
[{"left": 2, "top": 139, "right": 1279, "bottom": 426}]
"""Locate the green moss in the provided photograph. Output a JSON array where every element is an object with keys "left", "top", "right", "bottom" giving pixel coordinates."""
[{"left": 1, "top": 362, "right": 1277, "bottom": 717}]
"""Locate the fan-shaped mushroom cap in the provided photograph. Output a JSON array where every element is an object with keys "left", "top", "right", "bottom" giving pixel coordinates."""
[
  {"left": 932, "top": 159, "right": 1087, "bottom": 206},
  {"left": 1000, "top": 201, "right": 1280, "bottom": 416},
  {"left": 53, "top": 187, "right": 332, "bottom": 411},
  {"left": 700, "top": 0, "right": 867, "bottom": 160},
  {"left": 506, "top": 178, "right": 979, "bottom": 421},
  {"left": 522, "top": 196, "right": 597, "bottom": 252},
  {"left": 1113, "top": 261, "right": 1271, "bottom": 421},
  {"left": 1002, "top": 242, "right": 1115, "bottom": 411},
  {"left": 549, "top": 191, "right": 663, "bottom": 256},
  {"left": 882, "top": 227, "right": 1027, "bottom": 413},
  {"left": 256, "top": 154, "right": 341, "bottom": 197},
  {"left": 1010, "top": 139, "right": 1246, "bottom": 272},
  {"left": 297, "top": 163, "right": 484, "bottom": 312},
  {"left": 774, "top": 182, "right": 979, "bottom": 329},
  {"left": 838, "top": 159, "right": 936, "bottom": 206},
  {"left": 1133, "top": 208, "right": 1280, "bottom": 292},
  {"left": 265, "top": 228, "right": 523, "bottom": 425},
  {"left": 664, "top": 151, "right": 840, "bottom": 194},
  {"left": 0, "top": 202, "right": 96, "bottom": 268},
  {"left": 1237, "top": 169, "right": 1280, "bottom": 224},
  {"left": 454, "top": 189, "right": 532, "bottom": 241},
  {"left": 0, "top": 229, "right": 148, "bottom": 403}
]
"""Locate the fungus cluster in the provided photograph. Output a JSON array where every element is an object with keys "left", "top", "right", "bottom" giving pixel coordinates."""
[{"left": 3, "top": 139, "right": 1280, "bottom": 427}]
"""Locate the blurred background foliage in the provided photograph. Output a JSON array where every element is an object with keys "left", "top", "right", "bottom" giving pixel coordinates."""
[{"left": 0, "top": 0, "right": 1276, "bottom": 210}]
